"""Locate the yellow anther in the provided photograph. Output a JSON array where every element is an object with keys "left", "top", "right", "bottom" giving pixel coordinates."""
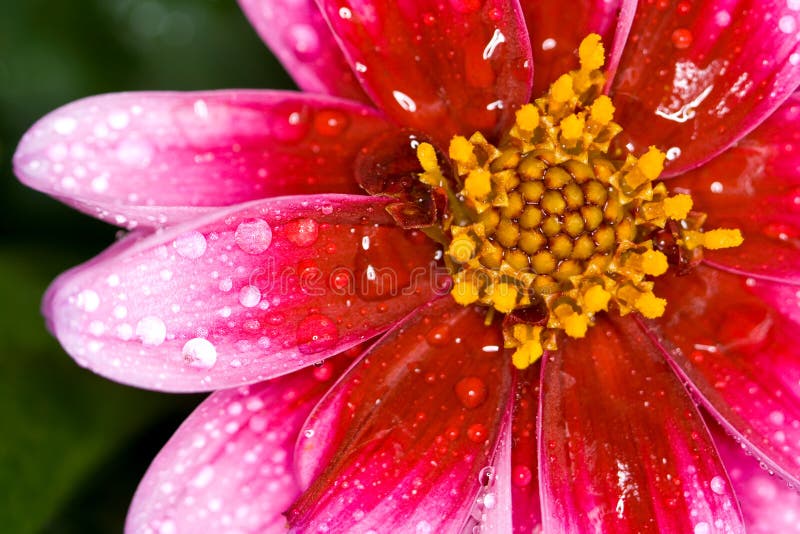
[
  {"left": 416, "top": 142, "right": 438, "bottom": 172},
  {"left": 637, "top": 146, "right": 666, "bottom": 181},
  {"left": 685, "top": 228, "right": 744, "bottom": 250},
  {"left": 563, "top": 312, "right": 589, "bottom": 338},
  {"left": 451, "top": 278, "right": 480, "bottom": 306},
  {"left": 515, "top": 104, "right": 540, "bottom": 131},
  {"left": 450, "top": 136, "right": 477, "bottom": 165},
  {"left": 448, "top": 234, "right": 477, "bottom": 263},
  {"left": 551, "top": 74, "right": 575, "bottom": 103},
  {"left": 512, "top": 339, "right": 543, "bottom": 370},
  {"left": 464, "top": 168, "right": 492, "bottom": 199},
  {"left": 583, "top": 284, "right": 611, "bottom": 313},
  {"left": 560, "top": 114, "right": 585, "bottom": 141},
  {"left": 589, "top": 95, "right": 615, "bottom": 125},
  {"left": 640, "top": 250, "right": 669, "bottom": 276},
  {"left": 490, "top": 283, "right": 518, "bottom": 314},
  {"left": 578, "top": 33, "right": 605, "bottom": 72},
  {"left": 663, "top": 194, "right": 693, "bottom": 220},
  {"left": 636, "top": 291, "right": 666, "bottom": 318}
]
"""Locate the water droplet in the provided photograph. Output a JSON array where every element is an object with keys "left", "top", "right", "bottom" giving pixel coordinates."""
[
  {"left": 467, "top": 423, "right": 487, "bottom": 443},
  {"left": 392, "top": 90, "right": 417, "bottom": 113},
  {"left": 285, "top": 218, "right": 319, "bottom": 247},
  {"left": 455, "top": 376, "right": 488, "bottom": 409},
  {"left": 287, "top": 24, "right": 320, "bottom": 60},
  {"left": 426, "top": 324, "right": 452, "bottom": 346},
  {"left": 314, "top": 109, "right": 349, "bottom": 137},
  {"left": 694, "top": 522, "right": 710, "bottom": 534},
  {"left": 182, "top": 338, "right": 218, "bottom": 369},
  {"left": 234, "top": 218, "right": 272, "bottom": 254},
  {"left": 136, "top": 316, "right": 167, "bottom": 346},
  {"left": 512, "top": 464, "right": 533, "bottom": 487},
  {"left": 239, "top": 285, "right": 262, "bottom": 308},
  {"left": 53, "top": 117, "right": 77, "bottom": 135},
  {"left": 671, "top": 28, "right": 693, "bottom": 49},
  {"left": 710, "top": 475, "right": 726, "bottom": 495},
  {"left": 174, "top": 231, "right": 207, "bottom": 259},
  {"left": 296, "top": 314, "right": 338, "bottom": 354},
  {"left": 76, "top": 289, "right": 100, "bottom": 312}
]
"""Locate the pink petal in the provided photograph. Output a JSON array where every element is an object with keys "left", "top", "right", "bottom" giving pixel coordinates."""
[
  {"left": 520, "top": 0, "right": 635, "bottom": 96},
  {"left": 645, "top": 265, "right": 800, "bottom": 487},
  {"left": 669, "top": 94, "right": 800, "bottom": 284},
  {"left": 315, "top": 0, "right": 533, "bottom": 146},
  {"left": 539, "top": 315, "right": 744, "bottom": 533},
  {"left": 237, "top": 0, "right": 369, "bottom": 102},
  {"left": 610, "top": 0, "right": 800, "bottom": 175},
  {"left": 14, "top": 91, "right": 392, "bottom": 228},
  {"left": 511, "top": 365, "right": 543, "bottom": 534},
  {"left": 288, "top": 297, "right": 514, "bottom": 533},
  {"left": 712, "top": 425, "right": 800, "bottom": 534},
  {"left": 126, "top": 360, "right": 351, "bottom": 534},
  {"left": 45, "top": 195, "right": 444, "bottom": 392}
]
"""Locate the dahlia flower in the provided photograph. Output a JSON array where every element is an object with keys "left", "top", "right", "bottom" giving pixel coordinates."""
[{"left": 13, "top": 0, "right": 800, "bottom": 532}]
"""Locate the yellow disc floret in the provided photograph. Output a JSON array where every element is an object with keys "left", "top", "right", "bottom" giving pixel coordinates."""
[{"left": 415, "top": 34, "right": 743, "bottom": 369}]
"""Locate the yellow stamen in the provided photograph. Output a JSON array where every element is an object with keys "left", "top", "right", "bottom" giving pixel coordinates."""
[
  {"left": 637, "top": 146, "right": 666, "bottom": 181},
  {"left": 512, "top": 339, "right": 543, "bottom": 369},
  {"left": 583, "top": 284, "right": 611, "bottom": 313},
  {"left": 560, "top": 114, "right": 585, "bottom": 142},
  {"left": 589, "top": 95, "right": 615, "bottom": 125},
  {"left": 515, "top": 104, "right": 540, "bottom": 131},
  {"left": 663, "top": 194, "right": 693, "bottom": 220},
  {"left": 578, "top": 33, "right": 605, "bottom": 71},
  {"left": 636, "top": 291, "right": 667, "bottom": 318},
  {"left": 684, "top": 229, "right": 744, "bottom": 250},
  {"left": 452, "top": 277, "right": 480, "bottom": 306},
  {"left": 450, "top": 136, "right": 476, "bottom": 166},
  {"left": 551, "top": 74, "right": 574, "bottom": 103},
  {"left": 640, "top": 250, "right": 669, "bottom": 276},
  {"left": 490, "top": 283, "right": 518, "bottom": 314},
  {"left": 464, "top": 168, "right": 492, "bottom": 199}
]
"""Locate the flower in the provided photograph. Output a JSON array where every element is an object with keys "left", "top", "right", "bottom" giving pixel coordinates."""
[{"left": 12, "top": 0, "right": 800, "bottom": 532}]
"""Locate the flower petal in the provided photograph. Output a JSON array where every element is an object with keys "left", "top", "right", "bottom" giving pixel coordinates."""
[
  {"left": 511, "top": 365, "right": 543, "bottom": 534},
  {"left": 126, "top": 360, "right": 350, "bottom": 534},
  {"left": 45, "top": 195, "right": 444, "bottom": 392},
  {"left": 237, "top": 0, "right": 369, "bottom": 102},
  {"left": 610, "top": 0, "right": 800, "bottom": 175},
  {"left": 670, "top": 94, "right": 800, "bottom": 284},
  {"left": 539, "top": 315, "right": 744, "bottom": 533},
  {"left": 14, "top": 91, "right": 392, "bottom": 228},
  {"left": 645, "top": 265, "right": 800, "bottom": 487},
  {"left": 288, "top": 297, "right": 513, "bottom": 533},
  {"left": 520, "top": 0, "right": 635, "bottom": 95},
  {"left": 712, "top": 426, "right": 800, "bottom": 534},
  {"left": 315, "top": 0, "right": 533, "bottom": 146}
]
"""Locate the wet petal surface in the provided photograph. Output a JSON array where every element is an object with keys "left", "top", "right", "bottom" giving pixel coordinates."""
[
  {"left": 45, "top": 195, "right": 443, "bottom": 392},
  {"left": 611, "top": 0, "right": 800, "bottom": 174},
  {"left": 539, "top": 315, "right": 743, "bottom": 533},
  {"left": 316, "top": 0, "right": 533, "bottom": 146},
  {"left": 646, "top": 265, "right": 800, "bottom": 488},
  {"left": 14, "top": 91, "right": 392, "bottom": 228},
  {"left": 289, "top": 297, "right": 513, "bottom": 533},
  {"left": 510, "top": 365, "right": 542, "bottom": 534}
]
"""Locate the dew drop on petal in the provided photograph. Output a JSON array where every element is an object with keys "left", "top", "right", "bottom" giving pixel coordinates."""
[
  {"left": 512, "top": 464, "right": 532, "bottom": 487},
  {"left": 136, "top": 316, "right": 167, "bottom": 346},
  {"left": 285, "top": 218, "right": 319, "bottom": 247},
  {"left": 239, "top": 285, "right": 262, "bottom": 308},
  {"left": 710, "top": 475, "right": 726, "bottom": 495},
  {"left": 76, "top": 289, "right": 100, "bottom": 312},
  {"left": 182, "top": 338, "right": 218, "bottom": 369},
  {"left": 174, "top": 231, "right": 207, "bottom": 259},
  {"left": 296, "top": 313, "right": 338, "bottom": 354},
  {"left": 455, "top": 376, "right": 488, "bottom": 409},
  {"left": 234, "top": 218, "right": 272, "bottom": 254}
]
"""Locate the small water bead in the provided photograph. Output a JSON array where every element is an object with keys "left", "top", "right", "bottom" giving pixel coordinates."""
[
  {"left": 455, "top": 376, "right": 488, "bottom": 409},
  {"left": 426, "top": 324, "right": 452, "bottom": 346},
  {"left": 136, "top": 316, "right": 167, "bottom": 346},
  {"left": 76, "top": 289, "right": 100, "bottom": 312},
  {"left": 238, "top": 285, "right": 262, "bottom": 308},
  {"left": 234, "top": 218, "right": 272, "bottom": 254},
  {"left": 467, "top": 423, "right": 488, "bottom": 443},
  {"left": 314, "top": 110, "right": 349, "bottom": 137},
  {"left": 512, "top": 464, "right": 533, "bottom": 487},
  {"left": 285, "top": 218, "right": 319, "bottom": 247},
  {"left": 182, "top": 337, "right": 218, "bottom": 369},
  {"left": 296, "top": 313, "right": 339, "bottom": 354},
  {"left": 671, "top": 28, "right": 693, "bottom": 49},
  {"left": 287, "top": 23, "right": 320, "bottom": 59},
  {"left": 174, "top": 231, "right": 207, "bottom": 259}
]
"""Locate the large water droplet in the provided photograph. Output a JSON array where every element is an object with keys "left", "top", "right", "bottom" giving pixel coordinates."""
[
  {"left": 234, "top": 218, "right": 272, "bottom": 254},
  {"left": 296, "top": 313, "right": 338, "bottom": 354},
  {"left": 455, "top": 376, "right": 488, "bottom": 409},
  {"left": 285, "top": 218, "right": 319, "bottom": 247},
  {"left": 174, "top": 231, "right": 207, "bottom": 259},
  {"left": 182, "top": 337, "right": 218, "bottom": 369},
  {"left": 136, "top": 316, "right": 167, "bottom": 346}
]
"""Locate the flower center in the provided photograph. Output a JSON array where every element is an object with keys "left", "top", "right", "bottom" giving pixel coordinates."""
[{"left": 415, "top": 35, "right": 742, "bottom": 369}]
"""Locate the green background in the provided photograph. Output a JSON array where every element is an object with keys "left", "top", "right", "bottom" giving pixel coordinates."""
[{"left": 0, "top": 1, "right": 294, "bottom": 531}]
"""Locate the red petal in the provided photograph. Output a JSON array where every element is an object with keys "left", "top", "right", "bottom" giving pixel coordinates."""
[
  {"left": 520, "top": 0, "right": 635, "bottom": 96},
  {"left": 539, "top": 315, "right": 744, "bottom": 533},
  {"left": 315, "top": 0, "right": 533, "bottom": 146},
  {"left": 44, "top": 195, "right": 443, "bottom": 392},
  {"left": 511, "top": 365, "right": 543, "bottom": 534},
  {"left": 14, "top": 91, "right": 391, "bottom": 228},
  {"left": 670, "top": 94, "right": 800, "bottom": 284},
  {"left": 645, "top": 265, "right": 800, "bottom": 487},
  {"left": 288, "top": 297, "right": 513, "bottom": 533},
  {"left": 610, "top": 0, "right": 800, "bottom": 175},
  {"left": 126, "top": 359, "right": 350, "bottom": 534},
  {"left": 237, "top": 0, "right": 369, "bottom": 102}
]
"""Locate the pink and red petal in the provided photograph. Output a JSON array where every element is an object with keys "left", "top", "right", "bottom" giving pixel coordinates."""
[
  {"left": 670, "top": 94, "right": 800, "bottom": 284},
  {"left": 645, "top": 265, "right": 800, "bottom": 487},
  {"left": 315, "top": 0, "right": 533, "bottom": 147},
  {"left": 712, "top": 426, "right": 800, "bottom": 534},
  {"left": 610, "top": 0, "right": 800, "bottom": 175},
  {"left": 511, "top": 365, "right": 542, "bottom": 534},
  {"left": 520, "top": 0, "right": 635, "bottom": 96},
  {"left": 14, "top": 91, "right": 392, "bottom": 228},
  {"left": 44, "top": 195, "right": 443, "bottom": 392},
  {"left": 237, "top": 0, "right": 369, "bottom": 102},
  {"left": 539, "top": 315, "right": 743, "bottom": 533},
  {"left": 126, "top": 360, "right": 350, "bottom": 534},
  {"left": 288, "top": 297, "right": 513, "bottom": 533}
]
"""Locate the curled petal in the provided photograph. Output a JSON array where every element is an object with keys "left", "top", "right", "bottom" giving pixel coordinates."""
[
  {"left": 237, "top": 0, "right": 369, "bottom": 102},
  {"left": 14, "top": 91, "right": 392, "bottom": 228},
  {"left": 539, "top": 315, "right": 743, "bottom": 533},
  {"left": 671, "top": 94, "right": 800, "bottom": 284},
  {"left": 289, "top": 297, "right": 513, "bottom": 533},
  {"left": 44, "top": 195, "right": 444, "bottom": 392},
  {"left": 645, "top": 265, "right": 800, "bottom": 488},
  {"left": 315, "top": 0, "right": 533, "bottom": 146},
  {"left": 611, "top": 0, "right": 800, "bottom": 174}
]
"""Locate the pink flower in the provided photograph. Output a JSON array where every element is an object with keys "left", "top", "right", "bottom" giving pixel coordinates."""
[{"left": 13, "top": 0, "right": 800, "bottom": 532}]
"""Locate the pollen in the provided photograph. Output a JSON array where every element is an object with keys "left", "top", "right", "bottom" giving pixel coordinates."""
[{"left": 415, "top": 34, "right": 743, "bottom": 369}]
